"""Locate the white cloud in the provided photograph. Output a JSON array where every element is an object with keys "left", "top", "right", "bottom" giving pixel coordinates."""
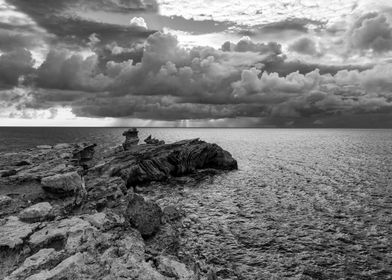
[
  {"left": 157, "top": 0, "right": 358, "bottom": 26},
  {"left": 130, "top": 17, "right": 148, "bottom": 29}
]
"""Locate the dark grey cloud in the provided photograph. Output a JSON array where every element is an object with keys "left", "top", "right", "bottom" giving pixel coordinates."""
[
  {"left": 288, "top": 37, "right": 318, "bottom": 56},
  {"left": 2, "top": 0, "right": 392, "bottom": 127},
  {"left": 0, "top": 48, "right": 34, "bottom": 89},
  {"left": 348, "top": 12, "right": 392, "bottom": 53}
]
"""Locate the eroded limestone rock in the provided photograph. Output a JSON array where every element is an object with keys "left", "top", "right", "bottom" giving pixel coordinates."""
[
  {"left": 19, "top": 202, "right": 53, "bottom": 223},
  {"left": 0, "top": 216, "right": 39, "bottom": 248},
  {"left": 41, "top": 172, "right": 84, "bottom": 195}
]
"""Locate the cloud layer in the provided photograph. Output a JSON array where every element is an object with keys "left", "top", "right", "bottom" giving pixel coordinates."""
[{"left": 1, "top": 0, "right": 392, "bottom": 127}]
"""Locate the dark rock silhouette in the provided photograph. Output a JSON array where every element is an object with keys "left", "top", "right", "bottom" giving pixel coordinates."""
[
  {"left": 127, "top": 194, "right": 163, "bottom": 237},
  {"left": 99, "top": 138, "right": 238, "bottom": 188},
  {"left": 122, "top": 128, "right": 139, "bottom": 150},
  {"left": 144, "top": 135, "right": 165, "bottom": 145}
]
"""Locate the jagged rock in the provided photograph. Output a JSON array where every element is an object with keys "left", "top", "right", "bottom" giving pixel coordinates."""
[
  {"left": 100, "top": 138, "right": 238, "bottom": 187},
  {"left": 0, "top": 195, "right": 12, "bottom": 208},
  {"left": 41, "top": 172, "right": 84, "bottom": 195},
  {"left": 127, "top": 194, "right": 163, "bottom": 237},
  {"left": 19, "top": 202, "right": 53, "bottom": 223},
  {"left": 157, "top": 256, "right": 195, "bottom": 280},
  {"left": 25, "top": 252, "right": 84, "bottom": 280},
  {"left": 145, "top": 135, "right": 165, "bottom": 145},
  {"left": 0, "top": 216, "right": 39, "bottom": 248},
  {"left": 72, "top": 143, "right": 96, "bottom": 164},
  {"left": 29, "top": 217, "right": 94, "bottom": 252},
  {"left": 83, "top": 212, "right": 125, "bottom": 230},
  {"left": 5, "top": 248, "right": 63, "bottom": 280},
  {"left": 122, "top": 128, "right": 139, "bottom": 150}
]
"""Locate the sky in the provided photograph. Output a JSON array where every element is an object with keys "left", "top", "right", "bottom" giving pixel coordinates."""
[{"left": 0, "top": 0, "right": 392, "bottom": 127}]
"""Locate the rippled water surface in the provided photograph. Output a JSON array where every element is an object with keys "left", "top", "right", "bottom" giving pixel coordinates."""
[{"left": 1, "top": 128, "right": 392, "bottom": 279}]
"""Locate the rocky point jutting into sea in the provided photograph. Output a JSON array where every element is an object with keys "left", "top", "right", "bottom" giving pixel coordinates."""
[{"left": 0, "top": 128, "right": 237, "bottom": 280}]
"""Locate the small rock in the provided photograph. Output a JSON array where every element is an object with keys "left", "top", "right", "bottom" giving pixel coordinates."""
[
  {"left": 37, "top": 145, "right": 52, "bottom": 150},
  {"left": 0, "top": 195, "right": 12, "bottom": 208},
  {"left": 41, "top": 172, "right": 83, "bottom": 195},
  {"left": 157, "top": 256, "right": 194, "bottom": 279},
  {"left": 54, "top": 143, "right": 71, "bottom": 150},
  {"left": 126, "top": 194, "right": 162, "bottom": 237},
  {"left": 15, "top": 160, "right": 32, "bottom": 167},
  {"left": 144, "top": 135, "right": 165, "bottom": 145},
  {"left": 0, "top": 216, "right": 39, "bottom": 248},
  {"left": 163, "top": 206, "right": 182, "bottom": 222},
  {"left": 60, "top": 153, "right": 72, "bottom": 159},
  {"left": 1, "top": 169, "right": 17, "bottom": 177},
  {"left": 19, "top": 202, "right": 53, "bottom": 222}
]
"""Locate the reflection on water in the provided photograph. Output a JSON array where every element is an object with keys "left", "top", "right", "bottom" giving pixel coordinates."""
[{"left": 1, "top": 128, "right": 392, "bottom": 279}]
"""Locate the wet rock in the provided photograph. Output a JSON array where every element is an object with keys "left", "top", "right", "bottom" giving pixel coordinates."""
[
  {"left": 0, "top": 195, "right": 12, "bottom": 208},
  {"left": 0, "top": 216, "right": 39, "bottom": 248},
  {"left": 127, "top": 194, "right": 163, "bottom": 237},
  {"left": 54, "top": 143, "right": 71, "bottom": 150},
  {"left": 145, "top": 135, "right": 165, "bottom": 145},
  {"left": 157, "top": 256, "right": 195, "bottom": 279},
  {"left": 25, "top": 252, "right": 84, "bottom": 280},
  {"left": 1, "top": 169, "right": 17, "bottom": 177},
  {"left": 122, "top": 128, "right": 139, "bottom": 150},
  {"left": 15, "top": 160, "right": 32, "bottom": 167},
  {"left": 37, "top": 145, "right": 52, "bottom": 150},
  {"left": 41, "top": 172, "right": 84, "bottom": 195},
  {"left": 19, "top": 202, "right": 53, "bottom": 223},
  {"left": 163, "top": 205, "right": 183, "bottom": 222},
  {"left": 5, "top": 248, "right": 63, "bottom": 280}
]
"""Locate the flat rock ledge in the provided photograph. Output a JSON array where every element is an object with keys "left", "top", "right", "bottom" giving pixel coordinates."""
[{"left": 0, "top": 130, "right": 237, "bottom": 280}]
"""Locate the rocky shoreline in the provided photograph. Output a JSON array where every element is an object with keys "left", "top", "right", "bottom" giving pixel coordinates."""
[{"left": 0, "top": 129, "right": 237, "bottom": 280}]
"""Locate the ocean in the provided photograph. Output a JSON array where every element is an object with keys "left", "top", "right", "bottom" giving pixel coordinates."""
[{"left": 1, "top": 127, "right": 392, "bottom": 279}]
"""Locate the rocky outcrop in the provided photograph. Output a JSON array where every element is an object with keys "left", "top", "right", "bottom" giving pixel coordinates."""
[
  {"left": 99, "top": 138, "right": 238, "bottom": 187},
  {"left": 0, "top": 132, "right": 238, "bottom": 279},
  {"left": 122, "top": 128, "right": 139, "bottom": 150},
  {"left": 145, "top": 135, "right": 165, "bottom": 145}
]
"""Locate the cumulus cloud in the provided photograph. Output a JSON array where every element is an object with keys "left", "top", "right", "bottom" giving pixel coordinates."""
[
  {"left": 288, "top": 37, "right": 318, "bottom": 56},
  {"left": 0, "top": 48, "right": 34, "bottom": 89},
  {"left": 130, "top": 17, "right": 148, "bottom": 30},
  {"left": 348, "top": 12, "right": 392, "bottom": 53},
  {"left": 3, "top": 0, "right": 392, "bottom": 127},
  {"left": 15, "top": 31, "right": 390, "bottom": 127}
]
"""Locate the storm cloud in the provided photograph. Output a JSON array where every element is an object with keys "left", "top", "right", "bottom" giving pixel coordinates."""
[{"left": 1, "top": 0, "right": 392, "bottom": 127}]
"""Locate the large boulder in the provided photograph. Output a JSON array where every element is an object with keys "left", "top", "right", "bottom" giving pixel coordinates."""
[
  {"left": 127, "top": 194, "right": 163, "bottom": 237},
  {"left": 41, "top": 172, "right": 84, "bottom": 195},
  {"left": 19, "top": 202, "right": 53, "bottom": 223}
]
